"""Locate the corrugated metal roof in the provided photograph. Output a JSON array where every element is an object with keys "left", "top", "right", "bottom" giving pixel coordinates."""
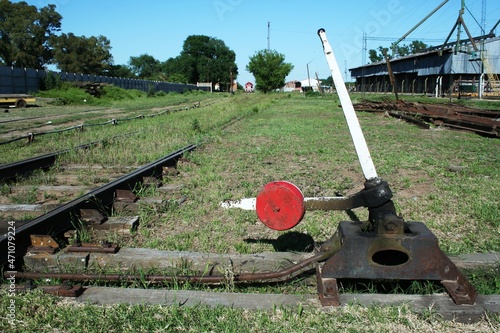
[{"left": 350, "top": 36, "right": 500, "bottom": 78}]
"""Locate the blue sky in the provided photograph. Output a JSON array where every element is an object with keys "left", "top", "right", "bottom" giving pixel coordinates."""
[{"left": 23, "top": 0, "right": 500, "bottom": 84}]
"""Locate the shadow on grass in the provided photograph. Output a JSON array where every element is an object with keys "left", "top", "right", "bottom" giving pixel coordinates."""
[{"left": 244, "top": 231, "right": 315, "bottom": 252}]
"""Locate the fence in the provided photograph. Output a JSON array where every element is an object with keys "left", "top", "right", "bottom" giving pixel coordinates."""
[{"left": 0, "top": 66, "right": 203, "bottom": 94}]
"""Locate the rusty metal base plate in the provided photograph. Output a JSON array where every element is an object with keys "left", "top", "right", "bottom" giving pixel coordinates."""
[{"left": 317, "top": 221, "right": 477, "bottom": 306}]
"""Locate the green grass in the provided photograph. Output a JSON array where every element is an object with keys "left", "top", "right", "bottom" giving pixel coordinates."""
[
  {"left": 3, "top": 90, "right": 499, "bottom": 255},
  {"left": 1, "top": 91, "right": 499, "bottom": 331},
  {"left": 0, "top": 95, "right": 226, "bottom": 164},
  {"left": 1, "top": 289, "right": 498, "bottom": 333},
  {"left": 8, "top": 186, "right": 38, "bottom": 204},
  {"left": 5, "top": 267, "right": 493, "bottom": 332}
]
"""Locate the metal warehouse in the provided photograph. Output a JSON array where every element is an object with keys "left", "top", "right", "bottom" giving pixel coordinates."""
[{"left": 350, "top": 35, "right": 500, "bottom": 99}]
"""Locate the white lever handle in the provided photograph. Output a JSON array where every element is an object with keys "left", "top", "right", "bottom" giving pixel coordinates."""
[{"left": 318, "top": 28, "right": 378, "bottom": 180}]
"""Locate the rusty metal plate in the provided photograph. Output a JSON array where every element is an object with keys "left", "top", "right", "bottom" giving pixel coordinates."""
[
  {"left": 316, "top": 266, "right": 340, "bottom": 306},
  {"left": 30, "top": 235, "right": 59, "bottom": 248},
  {"left": 67, "top": 242, "right": 119, "bottom": 254},
  {"left": 26, "top": 246, "right": 58, "bottom": 254},
  {"left": 39, "top": 284, "right": 84, "bottom": 297}
]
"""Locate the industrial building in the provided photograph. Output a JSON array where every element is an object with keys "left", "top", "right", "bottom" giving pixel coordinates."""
[
  {"left": 350, "top": 35, "right": 500, "bottom": 98},
  {"left": 349, "top": 0, "right": 500, "bottom": 99}
]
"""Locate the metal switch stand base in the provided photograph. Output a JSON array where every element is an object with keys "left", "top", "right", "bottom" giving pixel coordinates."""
[{"left": 317, "top": 221, "right": 477, "bottom": 306}]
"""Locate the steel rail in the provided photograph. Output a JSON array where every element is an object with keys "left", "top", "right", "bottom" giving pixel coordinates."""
[
  {"left": 0, "top": 146, "right": 82, "bottom": 181},
  {"left": 354, "top": 101, "right": 499, "bottom": 137},
  {"left": 0, "top": 132, "right": 140, "bottom": 181},
  {"left": 0, "top": 144, "right": 196, "bottom": 267},
  {"left": 0, "top": 99, "right": 218, "bottom": 145},
  {"left": 0, "top": 108, "right": 109, "bottom": 125}
]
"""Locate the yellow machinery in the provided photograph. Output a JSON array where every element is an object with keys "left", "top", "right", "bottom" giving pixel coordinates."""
[{"left": 0, "top": 94, "right": 36, "bottom": 108}]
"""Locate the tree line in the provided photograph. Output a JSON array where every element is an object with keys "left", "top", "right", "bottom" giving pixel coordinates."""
[
  {"left": 0, "top": 1, "right": 295, "bottom": 93},
  {"left": 368, "top": 41, "right": 429, "bottom": 63}
]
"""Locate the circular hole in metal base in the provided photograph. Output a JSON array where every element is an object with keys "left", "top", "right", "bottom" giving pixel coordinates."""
[{"left": 372, "top": 249, "right": 409, "bottom": 266}]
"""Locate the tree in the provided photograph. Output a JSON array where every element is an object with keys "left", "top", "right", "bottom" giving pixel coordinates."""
[
  {"left": 51, "top": 33, "right": 113, "bottom": 75},
  {"left": 322, "top": 76, "right": 333, "bottom": 87},
  {"left": 164, "top": 35, "right": 238, "bottom": 88},
  {"left": 161, "top": 58, "right": 182, "bottom": 82},
  {"left": 368, "top": 49, "right": 383, "bottom": 63},
  {"left": 0, "top": 0, "right": 62, "bottom": 69},
  {"left": 128, "top": 54, "right": 161, "bottom": 79},
  {"left": 368, "top": 41, "right": 428, "bottom": 63},
  {"left": 408, "top": 40, "right": 428, "bottom": 54},
  {"left": 107, "top": 64, "right": 134, "bottom": 78},
  {"left": 246, "top": 50, "right": 294, "bottom": 93},
  {"left": 368, "top": 46, "right": 390, "bottom": 63}
]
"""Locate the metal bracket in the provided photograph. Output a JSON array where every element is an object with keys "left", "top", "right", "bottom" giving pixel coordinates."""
[
  {"left": 316, "top": 265, "right": 340, "bottom": 306},
  {"left": 67, "top": 241, "right": 119, "bottom": 254},
  {"left": 317, "top": 221, "right": 478, "bottom": 305},
  {"left": 27, "top": 235, "right": 59, "bottom": 254}
]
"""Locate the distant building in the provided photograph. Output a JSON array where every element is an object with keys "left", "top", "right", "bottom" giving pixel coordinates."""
[
  {"left": 283, "top": 80, "right": 301, "bottom": 92},
  {"left": 245, "top": 82, "right": 254, "bottom": 92},
  {"left": 299, "top": 78, "right": 321, "bottom": 92},
  {"left": 283, "top": 79, "right": 321, "bottom": 92},
  {"left": 350, "top": 35, "right": 500, "bottom": 98}
]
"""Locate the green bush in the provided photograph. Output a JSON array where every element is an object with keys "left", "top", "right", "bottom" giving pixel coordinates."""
[
  {"left": 41, "top": 72, "right": 62, "bottom": 90},
  {"left": 305, "top": 90, "right": 321, "bottom": 97},
  {"left": 100, "top": 85, "right": 145, "bottom": 101},
  {"left": 147, "top": 84, "right": 155, "bottom": 97},
  {"left": 37, "top": 83, "right": 95, "bottom": 105}
]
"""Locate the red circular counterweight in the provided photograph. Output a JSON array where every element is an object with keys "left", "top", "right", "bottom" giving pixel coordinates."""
[{"left": 256, "top": 181, "right": 305, "bottom": 231}]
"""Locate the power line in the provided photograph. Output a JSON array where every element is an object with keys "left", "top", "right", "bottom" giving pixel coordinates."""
[{"left": 365, "top": 36, "right": 443, "bottom": 43}]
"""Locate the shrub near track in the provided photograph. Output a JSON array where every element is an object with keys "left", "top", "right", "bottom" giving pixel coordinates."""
[{"left": 1, "top": 92, "right": 499, "bottom": 332}]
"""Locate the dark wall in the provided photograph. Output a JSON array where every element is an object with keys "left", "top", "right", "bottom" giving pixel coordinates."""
[{"left": 0, "top": 66, "right": 202, "bottom": 94}]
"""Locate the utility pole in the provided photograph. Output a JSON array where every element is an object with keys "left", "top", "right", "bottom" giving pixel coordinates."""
[
  {"left": 455, "top": 0, "right": 465, "bottom": 54},
  {"left": 362, "top": 32, "right": 367, "bottom": 94},
  {"left": 307, "top": 63, "right": 311, "bottom": 88},
  {"left": 481, "top": 0, "right": 486, "bottom": 35},
  {"left": 230, "top": 70, "right": 234, "bottom": 95},
  {"left": 362, "top": 33, "right": 367, "bottom": 65},
  {"left": 267, "top": 22, "right": 270, "bottom": 50},
  {"left": 441, "top": 0, "right": 477, "bottom": 55},
  {"left": 315, "top": 72, "right": 324, "bottom": 94},
  {"left": 383, "top": 50, "right": 398, "bottom": 101}
]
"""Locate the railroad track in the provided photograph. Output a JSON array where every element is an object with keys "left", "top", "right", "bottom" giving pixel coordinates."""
[
  {"left": 1, "top": 143, "right": 196, "bottom": 264},
  {"left": 0, "top": 95, "right": 240, "bottom": 269},
  {"left": 0, "top": 98, "right": 218, "bottom": 146},
  {"left": 1, "top": 95, "right": 498, "bottom": 324},
  {"left": 354, "top": 99, "right": 500, "bottom": 137},
  {"left": 0, "top": 97, "right": 225, "bottom": 258},
  {"left": 2, "top": 145, "right": 499, "bottom": 322}
]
